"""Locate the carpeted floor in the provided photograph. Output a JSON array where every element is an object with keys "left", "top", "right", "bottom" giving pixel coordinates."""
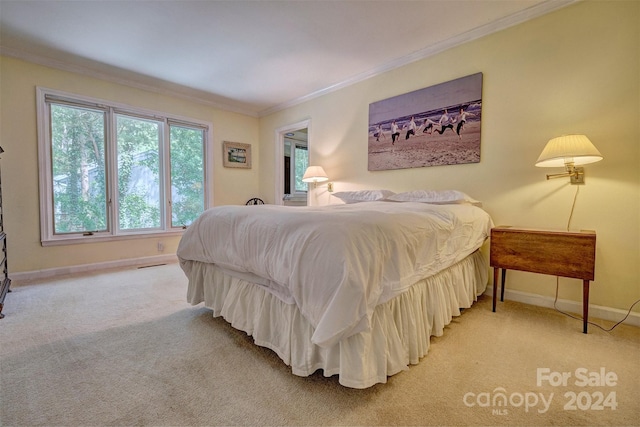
[{"left": 0, "top": 263, "right": 638, "bottom": 426}]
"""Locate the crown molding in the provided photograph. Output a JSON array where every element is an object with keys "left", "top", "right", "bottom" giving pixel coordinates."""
[
  {"left": 1, "top": 0, "right": 577, "bottom": 118},
  {"left": 258, "top": 0, "right": 578, "bottom": 117},
  {"left": 0, "top": 45, "right": 261, "bottom": 117}
]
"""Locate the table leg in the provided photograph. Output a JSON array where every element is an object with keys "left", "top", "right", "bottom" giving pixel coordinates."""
[
  {"left": 493, "top": 268, "right": 499, "bottom": 312},
  {"left": 501, "top": 269, "right": 507, "bottom": 302},
  {"left": 583, "top": 280, "right": 590, "bottom": 334}
]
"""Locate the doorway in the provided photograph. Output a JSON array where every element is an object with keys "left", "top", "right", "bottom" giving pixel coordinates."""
[{"left": 275, "top": 120, "right": 310, "bottom": 206}]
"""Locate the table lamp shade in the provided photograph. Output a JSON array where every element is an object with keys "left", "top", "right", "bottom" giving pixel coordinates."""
[{"left": 302, "top": 166, "right": 329, "bottom": 183}]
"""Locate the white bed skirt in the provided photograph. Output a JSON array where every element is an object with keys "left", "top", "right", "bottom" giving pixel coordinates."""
[{"left": 183, "top": 250, "right": 488, "bottom": 388}]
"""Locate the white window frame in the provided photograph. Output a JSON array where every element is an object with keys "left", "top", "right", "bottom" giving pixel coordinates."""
[{"left": 36, "top": 87, "right": 214, "bottom": 246}]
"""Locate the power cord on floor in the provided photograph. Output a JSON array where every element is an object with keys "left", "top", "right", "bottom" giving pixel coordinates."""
[
  {"left": 553, "top": 185, "right": 640, "bottom": 331},
  {"left": 553, "top": 276, "right": 640, "bottom": 332}
]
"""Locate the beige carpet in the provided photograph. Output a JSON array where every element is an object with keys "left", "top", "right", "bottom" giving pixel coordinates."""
[{"left": 0, "top": 263, "right": 638, "bottom": 426}]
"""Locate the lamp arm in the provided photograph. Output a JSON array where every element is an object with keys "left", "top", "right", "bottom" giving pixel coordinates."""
[
  {"left": 546, "top": 171, "right": 575, "bottom": 180},
  {"left": 545, "top": 162, "right": 585, "bottom": 184}
]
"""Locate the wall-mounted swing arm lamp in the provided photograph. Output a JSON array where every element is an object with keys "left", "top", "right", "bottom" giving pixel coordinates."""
[
  {"left": 535, "top": 135, "right": 603, "bottom": 184},
  {"left": 302, "top": 166, "right": 332, "bottom": 191}
]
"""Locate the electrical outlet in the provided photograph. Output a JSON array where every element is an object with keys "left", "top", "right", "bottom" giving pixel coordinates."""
[{"left": 157, "top": 242, "right": 164, "bottom": 252}]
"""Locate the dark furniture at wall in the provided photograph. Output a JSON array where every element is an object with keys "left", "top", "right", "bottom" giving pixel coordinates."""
[{"left": 0, "top": 147, "right": 10, "bottom": 319}]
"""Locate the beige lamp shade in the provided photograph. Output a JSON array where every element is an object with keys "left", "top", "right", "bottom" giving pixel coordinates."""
[
  {"left": 302, "top": 166, "right": 329, "bottom": 183},
  {"left": 535, "top": 134, "right": 603, "bottom": 168}
]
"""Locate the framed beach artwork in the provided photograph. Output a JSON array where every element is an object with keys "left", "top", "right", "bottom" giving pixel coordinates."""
[
  {"left": 223, "top": 141, "right": 252, "bottom": 169},
  {"left": 368, "top": 72, "right": 483, "bottom": 171}
]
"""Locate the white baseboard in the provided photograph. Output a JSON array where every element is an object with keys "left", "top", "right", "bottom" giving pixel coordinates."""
[
  {"left": 11, "top": 258, "right": 639, "bottom": 329},
  {"left": 485, "top": 287, "right": 640, "bottom": 328},
  {"left": 10, "top": 254, "right": 179, "bottom": 284}
]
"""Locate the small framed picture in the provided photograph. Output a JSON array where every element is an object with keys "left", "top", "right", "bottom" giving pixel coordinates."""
[{"left": 222, "top": 141, "right": 252, "bottom": 169}]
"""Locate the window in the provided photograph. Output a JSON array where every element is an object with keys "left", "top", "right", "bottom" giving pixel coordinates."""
[
  {"left": 37, "top": 88, "right": 211, "bottom": 245},
  {"left": 293, "top": 144, "right": 309, "bottom": 193},
  {"left": 284, "top": 138, "right": 308, "bottom": 196}
]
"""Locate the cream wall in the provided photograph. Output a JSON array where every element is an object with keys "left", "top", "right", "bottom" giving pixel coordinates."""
[
  {"left": 259, "top": 1, "right": 640, "bottom": 314},
  {"left": 0, "top": 57, "right": 260, "bottom": 273}
]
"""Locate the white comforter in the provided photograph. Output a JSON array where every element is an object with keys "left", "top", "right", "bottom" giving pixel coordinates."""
[{"left": 177, "top": 201, "right": 492, "bottom": 348}]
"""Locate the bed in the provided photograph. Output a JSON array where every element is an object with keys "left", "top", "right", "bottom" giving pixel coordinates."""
[{"left": 177, "top": 191, "right": 493, "bottom": 388}]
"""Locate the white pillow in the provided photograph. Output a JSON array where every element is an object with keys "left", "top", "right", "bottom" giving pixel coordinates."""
[
  {"left": 387, "top": 190, "right": 481, "bottom": 206},
  {"left": 332, "top": 189, "right": 395, "bottom": 204}
]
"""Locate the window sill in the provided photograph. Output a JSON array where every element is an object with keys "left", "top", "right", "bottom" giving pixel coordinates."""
[
  {"left": 283, "top": 193, "right": 307, "bottom": 202},
  {"left": 41, "top": 229, "right": 185, "bottom": 247}
]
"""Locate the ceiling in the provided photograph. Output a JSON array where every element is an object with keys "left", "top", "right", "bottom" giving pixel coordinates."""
[{"left": 0, "top": 0, "right": 574, "bottom": 116}]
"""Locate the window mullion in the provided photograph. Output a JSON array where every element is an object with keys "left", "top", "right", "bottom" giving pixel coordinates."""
[
  {"left": 107, "top": 107, "right": 119, "bottom": 235},
  {"left": 160, "top": 121, "right": 170, "bottom": 231}
]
